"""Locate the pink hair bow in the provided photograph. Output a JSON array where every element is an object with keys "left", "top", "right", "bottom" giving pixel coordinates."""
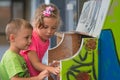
[{"left": 43, "top": 6, "right": 54, "bottom": 17}]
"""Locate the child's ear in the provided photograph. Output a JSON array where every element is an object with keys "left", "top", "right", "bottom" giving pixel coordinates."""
[{"left": 9, "top": 34, "right": 15, "bottom": 41}]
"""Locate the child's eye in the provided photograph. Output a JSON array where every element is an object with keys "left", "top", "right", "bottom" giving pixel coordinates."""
[
  {"left": 25, "top": 36, "right": 32, "bottom": 39},
  {"left": 25, "top": 36, "right": 29, "bottom": 39},
  {"left": 43, "top": 25, "right": 48, "bottom": 29},
  {"left": 43, "top": 25, "right": 57, "bottom": 29},
  {"left": 52, "top": 27, "right": 57, "bottom": 29}
]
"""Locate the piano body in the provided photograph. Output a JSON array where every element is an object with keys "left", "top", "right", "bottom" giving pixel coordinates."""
[{"left": 48, "top": 32, "right": 98, "bottom": 80}]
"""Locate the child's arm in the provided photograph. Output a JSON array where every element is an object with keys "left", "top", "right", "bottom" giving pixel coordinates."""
[
  {"left": 11, "top": 69, "right": 49, "bottom": 80},
  {"left": 28, "top": 50, "right": 60, "bottom": 75}
]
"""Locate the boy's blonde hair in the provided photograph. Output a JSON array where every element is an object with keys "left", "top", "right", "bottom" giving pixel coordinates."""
[
  {"left": 32, "top": 3, "right": 61, "bottom": 28},
  {"left": 5, "top": 18, "right": 33, "bottom": 41}
]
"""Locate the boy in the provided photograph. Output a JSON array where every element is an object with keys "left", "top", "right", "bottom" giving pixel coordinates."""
[{"left": 0, "top": 18, "right": 49, "bottom": 80}]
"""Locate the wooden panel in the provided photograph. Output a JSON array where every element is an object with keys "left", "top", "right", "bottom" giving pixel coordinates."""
[{"left": 48, "top": 32, "right": 82, "bottom": 64}]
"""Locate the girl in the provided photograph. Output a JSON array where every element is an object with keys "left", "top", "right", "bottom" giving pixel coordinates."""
[{"left": 20, "top": 3, "right": 61, "bottom": 77}]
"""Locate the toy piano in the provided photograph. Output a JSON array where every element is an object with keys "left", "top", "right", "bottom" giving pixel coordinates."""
[{"left": 48, "top": 0, "right": 112, "bottom": 80}]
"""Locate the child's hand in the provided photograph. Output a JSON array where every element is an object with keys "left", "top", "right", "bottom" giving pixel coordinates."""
[
  {"left": 37, "top": 69, "right": 49, "bottom": 80},
  {"left": 49, "top": 60, "right": 60, "bottom": 67},
  {"left": 48, "top": 60, "right": 60, "bottom": 75},
  {"left": 47, "top": 66, "right": 60, "bottom": 75}
]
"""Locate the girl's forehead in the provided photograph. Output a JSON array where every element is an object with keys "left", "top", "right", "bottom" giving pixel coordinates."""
[
  {"left": 43, "top": 18, "right": 58, "bottom": 27},
  {"left": 43, "top": 17, "right": 57, "bottom": 24}
]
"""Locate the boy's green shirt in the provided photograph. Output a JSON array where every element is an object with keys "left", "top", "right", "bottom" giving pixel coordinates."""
[{"left": 0, "top": 50, "right": 30, "bottom": 80}]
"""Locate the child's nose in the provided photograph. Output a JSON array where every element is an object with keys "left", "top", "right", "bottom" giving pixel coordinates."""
[{"left": 47, "top": 29, "right": 52, "bottom": 33}]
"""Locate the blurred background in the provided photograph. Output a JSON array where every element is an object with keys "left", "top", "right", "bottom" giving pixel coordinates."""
[{"left": 0, "top": 0, "right": 88, "bottom": 60}]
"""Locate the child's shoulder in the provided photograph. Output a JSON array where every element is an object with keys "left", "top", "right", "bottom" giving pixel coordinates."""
[{"left": 1, "top": 50, "right": 20, "bottom": 61}]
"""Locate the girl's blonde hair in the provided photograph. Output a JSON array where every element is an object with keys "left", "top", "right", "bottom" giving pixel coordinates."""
[{"left": 32, "top": 3, "right": 61, "bottom": 28}]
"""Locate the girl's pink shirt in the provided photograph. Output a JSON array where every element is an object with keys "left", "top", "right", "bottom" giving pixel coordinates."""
[{"left": 20, "top": 30, "right": 49, "bottom": 76}]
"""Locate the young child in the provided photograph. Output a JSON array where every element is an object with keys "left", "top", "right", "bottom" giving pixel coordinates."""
[
  {"left": 20, "top": 3, "right": 61, "bottom": 77},
  {"left": 0, "top": 18, "right": 49, "bottom": 80}
]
